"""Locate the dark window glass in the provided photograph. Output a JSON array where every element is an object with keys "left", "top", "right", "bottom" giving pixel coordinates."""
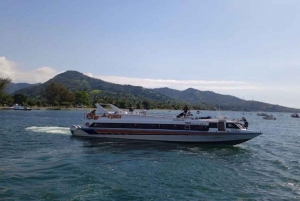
[
  {"left": 209, "top": 123, "right": 218, "bottom": 128},
  {"left": 90, "top": 123, "right": 211, "bottom": 131},
  {"left": 226, "top": 123, "right": 240, "bottom": 129}
]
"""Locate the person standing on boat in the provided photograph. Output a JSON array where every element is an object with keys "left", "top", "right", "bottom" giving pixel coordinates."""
[
  {"left": 241, "top": 117, "right": 248, "bottom": 128},
  {"left": 183, "top": 106, "right": 190, "bottom": 117},
  {"left": 90, "top": 109, "right": 96, "bottom": 117},
  {"left": 129, "top": 106, "right": 134, "bottom": 112},
  {"left": 87, "top": 109, "right": 96, "bottom": 119},
  {"left": 176, "top": 106, "right": 190, "bottom": 118}
]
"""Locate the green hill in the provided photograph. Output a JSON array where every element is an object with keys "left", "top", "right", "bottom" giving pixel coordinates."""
[
  {"left": 6, "top": 83, "right": 41, "bottom": 94},
  {"left": 14, "top": 70, "right": 300, "bottom": 112},
  {"left": 153, "top": 87, "right": 300, "bottom": 112},
  {"left": 153, "top": 87, "right": 245, "bottom": 105},
  {"left": 15, "top": 71, "right": 173, "bottom": 103}
]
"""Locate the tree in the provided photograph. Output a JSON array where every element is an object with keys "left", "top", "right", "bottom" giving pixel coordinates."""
[
  {"left": 74, "top": 91, "right": 90, "bottom": 106},
  {"left": 90, "top": 90, "right": 101, "bottom": 104},
  {"left": 41, "top": 82, "right": 74, "bottom": 106},
  {"left": 59, "top": 85, "right": 74, "bottom": 104},
  {"left": 0, "top": 78, "right": 11, "bottom": 93},
  {"left": 0, "top": 77, "right": 12, "bottom": 106},
  {"left": 0, "top": 94, "right": 13, "bottom": 106},
  {"left": 142, "top": 101, "right": 150, "bottom": 110},
  {"left": 13, "top": 94, "right": 28, "bottom": 105},
  {"left": 27, "top": 99, "right": 36, "bottom": 107}
]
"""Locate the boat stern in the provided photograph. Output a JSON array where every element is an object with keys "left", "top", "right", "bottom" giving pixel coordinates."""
[{"left": 70, "top": 125, "right": 81, "bottom": 135}]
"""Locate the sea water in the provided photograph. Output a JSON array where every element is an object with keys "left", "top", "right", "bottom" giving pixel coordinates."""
[{"left": 0, "top": 109, "right": 299, "bottom": 200}]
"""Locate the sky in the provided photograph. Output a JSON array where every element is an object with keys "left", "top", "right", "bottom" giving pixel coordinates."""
[{"left": 1, "top": 0, "right": 300, "bottom": 108}]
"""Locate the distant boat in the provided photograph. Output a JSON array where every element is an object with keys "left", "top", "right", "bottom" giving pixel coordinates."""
[
  {"left": 257, "top": 112, "right": 267, "bottom": 116},
  {"left": 291, "top": 113, "right": 299, "bottom": 118},
  {"left": 263, "top": 114, "right": 276, "bottom": 120},
  {"left": 13, "top": 104, "right": 32, "bottom": 111}
]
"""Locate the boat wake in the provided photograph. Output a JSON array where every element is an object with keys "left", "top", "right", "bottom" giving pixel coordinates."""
[{"left": 25, "top": 126, "right": 71, "bottom": 135}]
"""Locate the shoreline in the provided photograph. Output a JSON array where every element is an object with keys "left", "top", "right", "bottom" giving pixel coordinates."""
[{"left": 0, "top": 106, "right": 94, "bottom": 111}]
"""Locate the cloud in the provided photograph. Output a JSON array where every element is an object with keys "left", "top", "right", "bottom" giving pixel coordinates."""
[
  {"left": 85, "top": 73, "right": 261, "bottom": 91},
  {"left": 0, "top": 56, "right": 17, "bottom": 80},
  {"left": 31, "top": 67, "right": 57, "bottom": 83},
  {"left": 0, "top": 57, "right": 58, "bottom": 83}
]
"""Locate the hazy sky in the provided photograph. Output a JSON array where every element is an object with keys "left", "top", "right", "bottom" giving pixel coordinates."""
[{"left": 1, "top": 0, "right": 300, "bottom": 108}]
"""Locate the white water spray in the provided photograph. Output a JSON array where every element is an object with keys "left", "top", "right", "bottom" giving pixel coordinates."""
[{"left": 25, "top": 126, "right": 71, "bottom": 135}]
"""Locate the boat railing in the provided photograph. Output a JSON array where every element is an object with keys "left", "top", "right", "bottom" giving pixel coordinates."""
[
  {"left": 128, "top": 111, "right": 174, "bottom": 118},
  {"left": 84, "top": 113, "right": 100, "bottom": 120}
]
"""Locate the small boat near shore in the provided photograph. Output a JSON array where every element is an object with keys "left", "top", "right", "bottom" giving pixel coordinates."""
[
  {"left": 257, "top": 112, "right": 267, "bottom": 116},
  {"left": 70, "top": 103, "right": 262, "bottom": 145},
  {"left": 13, "top": 104, "right": 32, "bottom": 110},
  {"left": 1, "top": 104, "right": 32, "bottom": 110},
  {"left": 263, "top": 114, "right": 276, "bottom": 120},
  {"left": 291, "top": 113, "right": 299, "bottom": 118}
]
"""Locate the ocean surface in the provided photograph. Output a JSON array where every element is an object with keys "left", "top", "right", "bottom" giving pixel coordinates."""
[{"left": 1, "top": 109, "right": 299, "bottom": 201}]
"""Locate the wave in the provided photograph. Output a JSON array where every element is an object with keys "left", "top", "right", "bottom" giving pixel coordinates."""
[{"left": 25, "top": 126, "right": 71, "bottom": 135}]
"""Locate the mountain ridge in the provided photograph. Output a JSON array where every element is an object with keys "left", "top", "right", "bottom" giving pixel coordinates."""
[
  {"left": 6, "top": 82, "right": 41, "bottom": 94},
  {"left": 13, "top": 70, "right": 300, "bottom": 112}
]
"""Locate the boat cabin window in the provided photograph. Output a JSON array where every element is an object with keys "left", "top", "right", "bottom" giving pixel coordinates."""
[
  {"left": 218, "top": 122, "right": 226, "bottom": 131},
  {"left": 226, "top": 123, "right": 240, "bottom": 129},
  {"left": 89, "top": 123, "right": 209, "bottom": 131},
  {"left": 209, "top": 123, "right": 218, "bottom": 128}
]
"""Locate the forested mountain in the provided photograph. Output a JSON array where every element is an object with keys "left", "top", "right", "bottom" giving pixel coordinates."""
[
  {"left": 153, "top": 87, "right": 245, "bottom": 105},
  {"left": 6, "top": 83, "right": 41, "bottom": 94},
  {"left": 15, "top": 71, "right": 173, "bottom": 103},
  {"left": 153, "top": 87, "right": 300, "bottom": 112},
  {"left": 13, "top": 70, "right": 300, "bottom": 112}
]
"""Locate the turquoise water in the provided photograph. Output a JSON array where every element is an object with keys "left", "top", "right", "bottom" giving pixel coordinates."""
[{"left": 1, "top": 110, "right": 300, "bottom": 200}]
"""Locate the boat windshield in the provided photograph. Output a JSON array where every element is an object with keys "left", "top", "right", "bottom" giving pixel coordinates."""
[
  {"left": 226, "top": 122, "right": 243, "bottom": 129},
  {"left": 235, "top": 123, "right": 244, "bottom": 129}
]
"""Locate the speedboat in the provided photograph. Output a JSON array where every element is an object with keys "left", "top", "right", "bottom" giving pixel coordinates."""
[
  {"left": 263, "top": 114, "right": 276, "bottom": 120},
  {"left": 291, "top": 113, "right": 299, "bottom": 118},
  {"left": 70, "top": 103, "right": 263, "bottom": 145}
]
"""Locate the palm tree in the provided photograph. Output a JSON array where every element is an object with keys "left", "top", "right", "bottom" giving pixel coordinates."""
[{"left": 0, "top": 78, "right": 11, "bottom": 93}]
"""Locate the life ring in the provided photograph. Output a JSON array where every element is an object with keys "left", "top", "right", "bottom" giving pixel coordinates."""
[{"left": 87, "top": 113, "right": 92, "bottom": 119}]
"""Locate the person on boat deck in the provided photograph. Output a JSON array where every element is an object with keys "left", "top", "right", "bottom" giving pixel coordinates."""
[
  {"left": 240, "top": 117, "right": 248, "bottom": 128},
  {"left": 129, "top": 106, "right": 134, "bottom": 112},
  {"left": 90, "top": 109, "right": 96, "bottom": 116},
  {"left": 177, "top": 106, "right": 190, "bottom": 118},
  {"left": 183, "top": 106, "right": 189, "bottom": 113}
]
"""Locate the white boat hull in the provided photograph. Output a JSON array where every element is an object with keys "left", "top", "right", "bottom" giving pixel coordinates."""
[
  {"left": 71, "top": 127, "right": 261, "bottom": 145},
  {"left": 70, "top": 103, "right": 263, "bottom": 145}
]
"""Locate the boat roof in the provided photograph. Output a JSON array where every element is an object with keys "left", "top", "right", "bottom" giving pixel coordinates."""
[
  {"left": 93, "top": 103, "right": 243, "bottom": 123},
  {"left": 95, "top": 103, "right": 127, "bottom": 114}
]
